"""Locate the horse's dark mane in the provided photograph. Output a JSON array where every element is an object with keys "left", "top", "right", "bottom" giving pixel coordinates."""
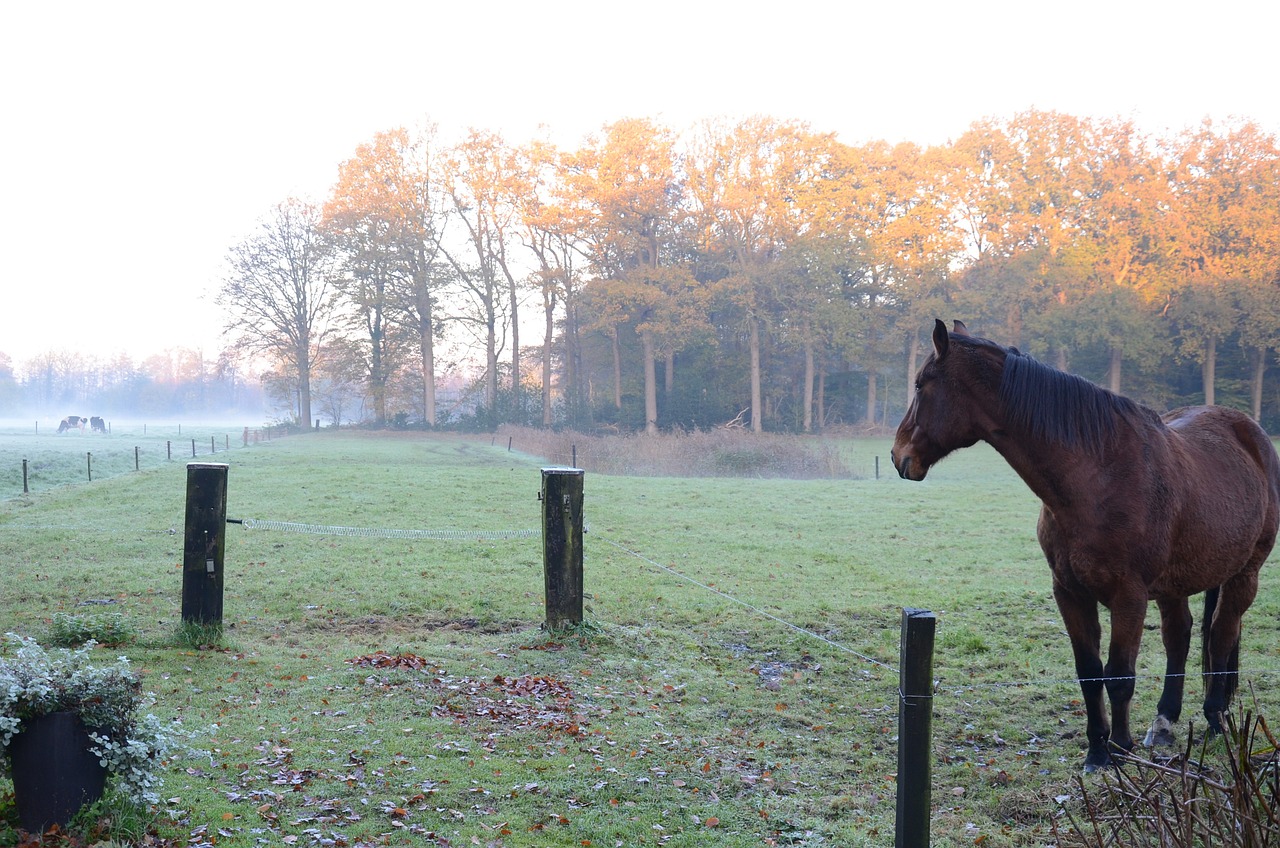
[{"left": 998, "top": 349, "right": 1149, "bottom": 454}]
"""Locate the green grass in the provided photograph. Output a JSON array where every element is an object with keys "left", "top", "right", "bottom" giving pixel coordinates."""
[
  {"left": 2, "top": 430, "right": 1279, "bottom": 845},
  {"left": 0, "top": 421, "right": 252, "bottom": 496}
]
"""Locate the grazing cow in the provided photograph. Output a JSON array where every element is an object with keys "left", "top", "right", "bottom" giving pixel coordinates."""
[
  {"left": 57, "top": 415, "right": 87, "bottom": 433},
  {"left": 90, "top": 416, "right": 107, "bottom": 433}
]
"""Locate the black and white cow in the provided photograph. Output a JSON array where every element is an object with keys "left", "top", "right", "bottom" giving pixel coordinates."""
[
  {"left": 57, "top": 415, "right": 87, "bottom": 433},
  {"left": 90, "top": 416, "right": 107, "bottom": 433}
]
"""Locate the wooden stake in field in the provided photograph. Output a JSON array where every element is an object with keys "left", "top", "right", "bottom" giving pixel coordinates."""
[
  {"left": 541, "top": 467, "right": 584, "bottom": 630},
  {"left": 182, "top": 463, "right": 228, "bottom": 625},
  {"left": 896, "top": 608, "right": 936, "bottom": 848}
]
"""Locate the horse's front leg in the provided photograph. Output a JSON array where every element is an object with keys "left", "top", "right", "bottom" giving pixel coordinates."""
[
  {"left": 1052, "top": 583, "right": 1110, "bottom": 770},
  {"left": 1101, "top": 594, "right": 1148, "bottom": 758}
]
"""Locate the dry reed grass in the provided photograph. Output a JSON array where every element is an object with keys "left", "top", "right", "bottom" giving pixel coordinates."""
[{"left": 1056, "top": 700, "right": 1280, "bottom": 847}]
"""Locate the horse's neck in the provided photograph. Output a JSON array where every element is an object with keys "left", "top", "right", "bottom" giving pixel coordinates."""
[{"left": 988, "top": 430, "right": 1097, "bottom": 512}]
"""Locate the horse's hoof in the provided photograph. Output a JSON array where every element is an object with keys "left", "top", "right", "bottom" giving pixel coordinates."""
[
  {"left": 1143, "top": 716, "right": 1177, "bottom": 748},
  {"left": 1083, "top": 751, "right": 1112, "bottom": 773}
]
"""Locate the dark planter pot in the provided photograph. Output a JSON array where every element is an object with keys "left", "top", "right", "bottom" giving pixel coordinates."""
[{"left": 8, "top": 710, "right": 108, "bottom": 833}]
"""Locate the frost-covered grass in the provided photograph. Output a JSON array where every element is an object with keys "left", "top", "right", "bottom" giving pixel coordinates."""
[{"left": 1, "top": 430, "right": 1279, "bottom": 845}]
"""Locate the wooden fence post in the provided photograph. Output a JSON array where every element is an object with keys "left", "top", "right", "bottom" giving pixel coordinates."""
[
  {"left": 896, "top": 608, "right": 936, "bottom": 848},
  {"left": 181, "top": 463, "right": 228, "bottom": 625},
  {"left": 86, "top": 452, "right": 92, "bottom": 482},
  {"left": 22, "top": 459, "right": 28, "bottom": 494},
  {"left": 541, "top": 467, "right": 584, "bottom": 630}
]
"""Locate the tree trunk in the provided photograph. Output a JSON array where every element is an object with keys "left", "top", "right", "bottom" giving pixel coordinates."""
[
  {"left": 642, "top": 330, "right": 658, "bottom": 435},
  {"left": 297, "top": 341, "right": 312, "bottom": 428},
  {"left": 749, "top": 314, "right": 762, "bottom": 433},
  {"left": 611, "top": 326, "right": 622, "bottom": 410},
  {"left": 510, "top": 275, "right": 521, "bottom": 419},
  {"left": 1202, "top": 334, "right": 1217, "bottom": 406},
  {"left": 421, "top": 317, "right": 436, "bottom": 426},
  {"left": 1107, "top": 345, "right": 1122, "bottom": 394},
  {"left": 905, "top": 331, "right": 918, "bottom": 404},
  {"left": 566, "top": 304, "right": 584, "bottom": 427},
  {"left": 865, "top": 372, "right": 877, "bottom": 427},
  {"left": 485, "top": 296, "right": 498, "bottom": 414},
  {"left": 817, "top": 370, "right": 826, "bottom": 430},
  {"left": 542, "top": 286, "right": 555, "bottom": 427},
  {"left": 1252, "top": 345, "right": 1266, "bottom": 421},
  {"left": 802, "top": 334, "right": 815, "bottom": 433}
]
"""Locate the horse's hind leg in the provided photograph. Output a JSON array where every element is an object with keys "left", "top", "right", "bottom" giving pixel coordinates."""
[
  {"left": 1203, "top": 570, "right": 1260, "bottom": 733},
  {"left": 1144, "top": 597, "right": 1192, "bottom": 748}
]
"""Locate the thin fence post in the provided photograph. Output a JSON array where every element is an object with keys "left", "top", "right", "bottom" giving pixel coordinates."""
[
  {"left": 22, "top": 459, "right": 28, "bottom": 494},
  {"left": 896, "top": 608, "right": 936, "bottom": 848},
  {"left": 167, "top": 440, "right": 172, "bottom": 461},
  {"left": 134, "top": 446, "right": 139, "bottom": 471},
  {"left": 191, "top": 439, "right": 196, "bottom": 458},
  {"left": 225, "top": 435, "right": 229, "bottom": 450},
  {"left": 86, "top": 452, "right": 92, "bottom": 482},
  {"left": 572, "top": 444, "right": 577, "bottom": 467},
  {"left": 182, "top": 463, "right": 228, "bottom": 625},
  {"left": 508, "top": 436, "right": 513, "bottom": 452},
  {"left": 211, "top": 436, "right": 216, "bottom": 454},
  {"left": 541, "top": 467, "right": 584, "bottom": 630},
  {"left": 876, "top": 456, "right": 880, "bottom": 480}
]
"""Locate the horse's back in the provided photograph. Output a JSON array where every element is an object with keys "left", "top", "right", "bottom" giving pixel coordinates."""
[
  {"left": 1163, "top": 405, "right": 1280, "bottom": 485},
  {"left": 1161, "top": 404, "right": 1280, "bottom": 565}
]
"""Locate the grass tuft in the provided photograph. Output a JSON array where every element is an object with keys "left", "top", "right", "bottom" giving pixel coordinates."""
[
  {"left": 47, "top": 610, "right": 137, "bottom": 647},
  {"left": 172, "top": 619, "right": 227, "bottom": 650}
]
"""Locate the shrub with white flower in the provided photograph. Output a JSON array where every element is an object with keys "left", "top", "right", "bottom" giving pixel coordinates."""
[{"left": 0, "top": 633, "right": 186, "bottom": 805}]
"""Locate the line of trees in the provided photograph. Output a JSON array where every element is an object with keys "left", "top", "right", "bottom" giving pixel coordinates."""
[
  {"left": 0, "top": 347, "right": 265, "bottom": 421},
  {"left": 217, "top": 110, "right": 1280, "bottom": 433}
]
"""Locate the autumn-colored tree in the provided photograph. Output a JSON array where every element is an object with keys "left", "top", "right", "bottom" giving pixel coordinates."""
[
  {"left": 818, "top": 138, "right": 959, "bottom": 417},
  {"left": 687, "top": 117, "right": 838, "bottom": 431},
  {"left": 512, "top": 138, "right": 594, "bottom": 425},
  {"left": 438, "top": 129, "right": 531, "bottom": 421},
  {"left": 1166, "top": 119, "right": 1280, "bottom": 405},
  {"left": 1236, "top": 278, "right": 1280, "bottom": 418},
  {"left": 324, "top": 129, "right": 427, "bottom": 426},
  {"left": 218, "top": 198, "right": 338, "bottom": 427},
  {"left": 567, "top": 118, "right": 689, "bottom": 434}
]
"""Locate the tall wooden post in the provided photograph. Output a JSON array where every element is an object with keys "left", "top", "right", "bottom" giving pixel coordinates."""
[
  {"left": 541, "top": 467, "right": 584, "bottom": 630},
  {"left": 896, "top": 608, "right": 936, "bottom": 848},
  {"left": 182, "top": 463, "right": 228, "bottom": 625}
]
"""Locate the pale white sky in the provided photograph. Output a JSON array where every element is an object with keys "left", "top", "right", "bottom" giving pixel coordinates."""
[{"left": 2, "top": 0, "right": 1277, "bottom": 368}]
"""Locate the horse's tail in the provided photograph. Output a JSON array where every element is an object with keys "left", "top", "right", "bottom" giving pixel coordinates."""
[{"left": 1202, "top": 586, "right": 1241, "bottom": 703}]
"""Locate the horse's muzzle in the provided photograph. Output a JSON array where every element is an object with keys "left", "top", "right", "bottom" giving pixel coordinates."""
[
  {"left": 890, "top": 449, "right": 908, "bottom": 479},
  {"left": 891, "top": 450, "right": 924, "bottom": 481}
]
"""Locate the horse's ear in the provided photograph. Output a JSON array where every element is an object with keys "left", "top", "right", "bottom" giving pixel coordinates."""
[
  {"left": 932, "top": 319, "right": 950, "bottom": 358},
  {"left": 953, "top": 320, "right": 970, "bottom": 336}
]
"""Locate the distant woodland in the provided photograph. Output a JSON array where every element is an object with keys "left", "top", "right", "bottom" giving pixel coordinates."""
[{"left": 7, "top": 110, "right": 1280, "bottom": 432}]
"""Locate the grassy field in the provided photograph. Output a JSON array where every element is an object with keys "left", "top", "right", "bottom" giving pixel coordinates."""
[
  {"left": 3, "top": 429, "right": 1280, "bottom": 846},
  {"left": 0, "top": 419, "right": 260, "bottom": 496}
]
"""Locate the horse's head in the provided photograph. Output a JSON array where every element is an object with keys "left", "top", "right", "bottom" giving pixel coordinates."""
[{"left": 891, "top": 319, "right": 1002, "bottom": 481}]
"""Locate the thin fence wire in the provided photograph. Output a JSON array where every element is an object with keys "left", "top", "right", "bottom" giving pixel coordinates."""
[
  {"left": 239, "top": 518, "right": 540, "bottom": 541},
  {"left": 596, "top": 533, "right": 900, "bottom": 676}
]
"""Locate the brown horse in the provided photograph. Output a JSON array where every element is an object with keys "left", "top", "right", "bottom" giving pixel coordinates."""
[{"left": 892, "top": 320, "right": 1280, "bottom": 771}]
